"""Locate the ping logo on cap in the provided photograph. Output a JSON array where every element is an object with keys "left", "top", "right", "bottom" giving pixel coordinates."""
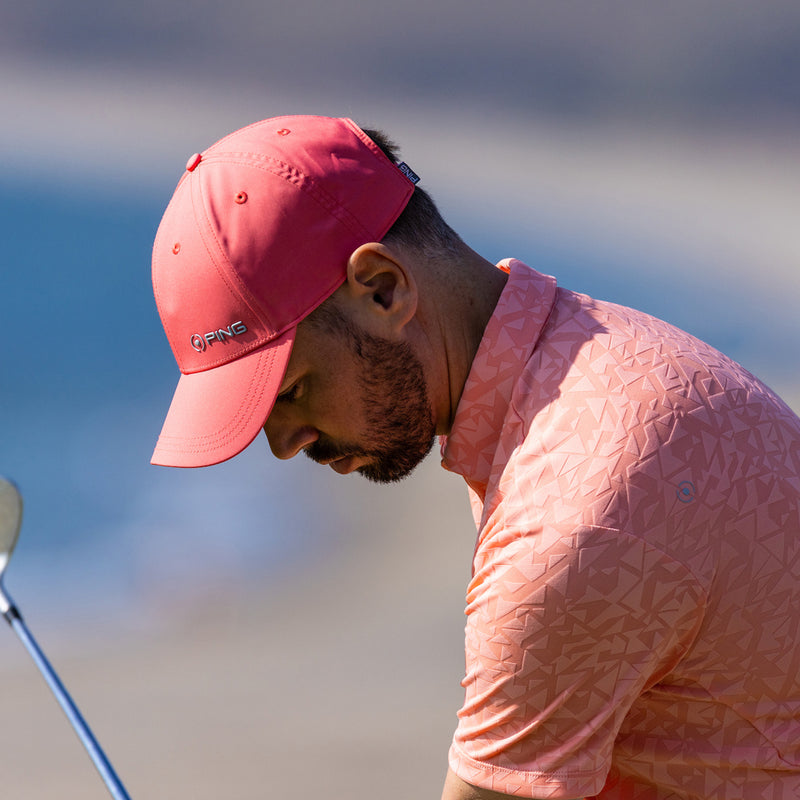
[
  {"left": 190, "top": 321, "right": 248, "bottom": 352},
  {"left": 397, "top": 162, "right": 420, "bottom": 185}
]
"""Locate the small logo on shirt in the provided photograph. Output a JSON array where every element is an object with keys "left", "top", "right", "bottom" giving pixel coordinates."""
[
  {"left": 676, "top": 481, "right": 696, "bottom": 503},
  {"left": 190, "top": 321, "right": 248, "bottom": 352}
]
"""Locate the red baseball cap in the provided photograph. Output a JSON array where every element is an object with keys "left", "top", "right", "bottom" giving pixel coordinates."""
[{"left": 151, "top": 116, "right": 417, "bottom": 468}]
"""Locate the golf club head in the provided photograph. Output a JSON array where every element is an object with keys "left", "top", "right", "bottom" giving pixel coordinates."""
[
  {"left": 0, "top": 476, "right": 23, "bottom": 577},
  {"left": 0, "top": 476, "right": 23, "bottom": 615}
]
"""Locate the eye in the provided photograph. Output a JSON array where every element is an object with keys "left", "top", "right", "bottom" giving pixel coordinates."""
[{"left": 277, "top": 380, "right": 302, "bottom": 403}]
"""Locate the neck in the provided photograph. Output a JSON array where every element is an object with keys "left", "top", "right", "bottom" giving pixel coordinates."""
[{"left": 416, "top": 245, "right": 508, "bottom": 435}]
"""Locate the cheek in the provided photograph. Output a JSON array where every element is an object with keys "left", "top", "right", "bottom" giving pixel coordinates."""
[
  {"left": 325, "top": 387, "right": 360, "bottom": 432},
  {"left": 315, "top": 375, "right": 366, "bottom": 439}
]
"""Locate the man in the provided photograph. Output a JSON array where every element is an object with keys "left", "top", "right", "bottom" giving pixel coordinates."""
[{"left": 151, "top": 116, "right": 800, "bottom": 799}]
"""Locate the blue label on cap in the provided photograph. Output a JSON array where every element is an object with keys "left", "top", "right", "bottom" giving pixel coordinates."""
[{"left": 397, "top": 162, "right": 420, "bottom": 185}]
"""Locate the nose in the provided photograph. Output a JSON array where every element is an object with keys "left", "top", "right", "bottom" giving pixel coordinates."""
[{"left": 263, "top": 406, "right": 319, "bottom": 460}]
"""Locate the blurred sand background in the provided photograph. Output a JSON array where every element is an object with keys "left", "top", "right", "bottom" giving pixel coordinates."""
[{"left": 1, "top": 2, "right": 799, "bottom": 798}]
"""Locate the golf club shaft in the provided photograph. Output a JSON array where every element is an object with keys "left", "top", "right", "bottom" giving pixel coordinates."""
[{"left": 4, "top": 606, "right": 131, "bottom": 800}]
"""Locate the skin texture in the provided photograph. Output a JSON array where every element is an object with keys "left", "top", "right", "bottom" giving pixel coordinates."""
[{"left": 263, "top": 242, "right": 570, "bottom": 800}]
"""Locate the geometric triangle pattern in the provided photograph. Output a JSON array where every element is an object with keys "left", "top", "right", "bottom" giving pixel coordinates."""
[{"left": 441, "top": 260, "right": 800, "bottom": 799}]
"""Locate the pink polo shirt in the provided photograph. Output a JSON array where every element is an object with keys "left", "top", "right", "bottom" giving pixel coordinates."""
[{"left": 441, "top": 260, "right": 800, "bottom": 799}]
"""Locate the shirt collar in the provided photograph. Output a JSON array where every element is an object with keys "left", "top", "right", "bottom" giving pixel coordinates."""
[{"left": 441, "top": 259, "right": 557, "bottom": 490}]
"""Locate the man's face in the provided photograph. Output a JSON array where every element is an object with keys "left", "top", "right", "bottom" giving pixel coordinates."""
[{"left": 263, "top": 310, "right": 436, "bottom": 484}]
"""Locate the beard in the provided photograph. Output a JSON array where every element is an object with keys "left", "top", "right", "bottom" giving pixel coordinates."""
[{"left": 304, "top": 325, "right": 436, "bottom": 484}]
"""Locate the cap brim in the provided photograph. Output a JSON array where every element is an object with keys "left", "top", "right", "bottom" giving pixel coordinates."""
[{"left": 151, "top": 330, "right": 295, "bottom": 468}]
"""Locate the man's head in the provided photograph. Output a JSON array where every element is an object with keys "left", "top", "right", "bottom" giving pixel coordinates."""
[
  {"left": 151, "top": 115, "right": 459, "bottom": 473},
  {"left": 264, "top": 291, "right": 437, "bottom": 483}
]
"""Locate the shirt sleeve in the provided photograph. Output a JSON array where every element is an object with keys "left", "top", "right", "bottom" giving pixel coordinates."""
[{"left": 449, "top": 523, "right": 706, "bottom": 799}]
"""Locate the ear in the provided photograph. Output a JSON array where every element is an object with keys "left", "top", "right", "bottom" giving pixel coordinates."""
[{"left": 342, "top": 242, "right": 418, "bottom": 333}]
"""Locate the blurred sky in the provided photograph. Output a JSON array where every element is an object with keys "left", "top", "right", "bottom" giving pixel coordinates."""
[{"left": 1, "top": 0, "right": 799, "bottom": 627}]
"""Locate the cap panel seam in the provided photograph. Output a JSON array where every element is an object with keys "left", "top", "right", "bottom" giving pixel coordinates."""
[
  {"left": 190, "top": 170, "right": 275, "bottom": 369},
  {"left": 202, "top": 151, "right": 377, "bottom": 242},
  {"left": 151, "top": 172, "right": 269, "bottom": 371},
  {"left": 194, "top": 151, "right": 386, "bottom": 342}
]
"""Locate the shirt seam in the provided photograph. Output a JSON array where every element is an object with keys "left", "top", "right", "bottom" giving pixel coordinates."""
[{"left": 450, "top": 740, "right": 607, "bottom": 782}]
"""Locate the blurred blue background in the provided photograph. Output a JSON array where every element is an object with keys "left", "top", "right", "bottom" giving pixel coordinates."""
[{"left": 0, "top": 2, "right": 799, "bottom": 797}]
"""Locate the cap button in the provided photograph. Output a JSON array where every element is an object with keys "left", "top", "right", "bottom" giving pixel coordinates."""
[{"left": 185, "top": 153, "right": 202, "bottom": 172}]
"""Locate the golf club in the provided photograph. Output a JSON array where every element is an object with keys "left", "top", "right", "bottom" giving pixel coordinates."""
[{"left": 0, "top": 476, "right": 131, "bottom": 800}]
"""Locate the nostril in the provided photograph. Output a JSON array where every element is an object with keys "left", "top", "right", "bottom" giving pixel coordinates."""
[{"left": 263, "top": 418, "right": 318, "bottom": 460}]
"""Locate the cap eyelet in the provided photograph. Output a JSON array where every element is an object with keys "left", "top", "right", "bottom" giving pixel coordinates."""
[
  {"left": 235, "top": 191, "right": 248, "bottom": 204},
  {"left": 277, "top": 128, "right": 291, "bottom": 136},
  {"left": 172, "top": 242, "right": 181, "bottom": 254}
]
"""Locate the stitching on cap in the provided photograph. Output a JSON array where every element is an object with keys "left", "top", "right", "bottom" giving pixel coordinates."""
[
  {"left": 192, "top": 165, "right": 268, "bottom": 346},
  {"left": 194, "top": 151, "right": 377, "bottom": 333},
  {"left": 202, "top": 151, "right": 376, "bottom": 242},
  {"left": 156, "top": 345, "right": 279, "bottom": 453}
]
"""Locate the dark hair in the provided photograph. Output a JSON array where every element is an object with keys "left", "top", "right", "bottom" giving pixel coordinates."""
[{"left": 361, "top": 127, "right": 464, "bottom": 259}]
